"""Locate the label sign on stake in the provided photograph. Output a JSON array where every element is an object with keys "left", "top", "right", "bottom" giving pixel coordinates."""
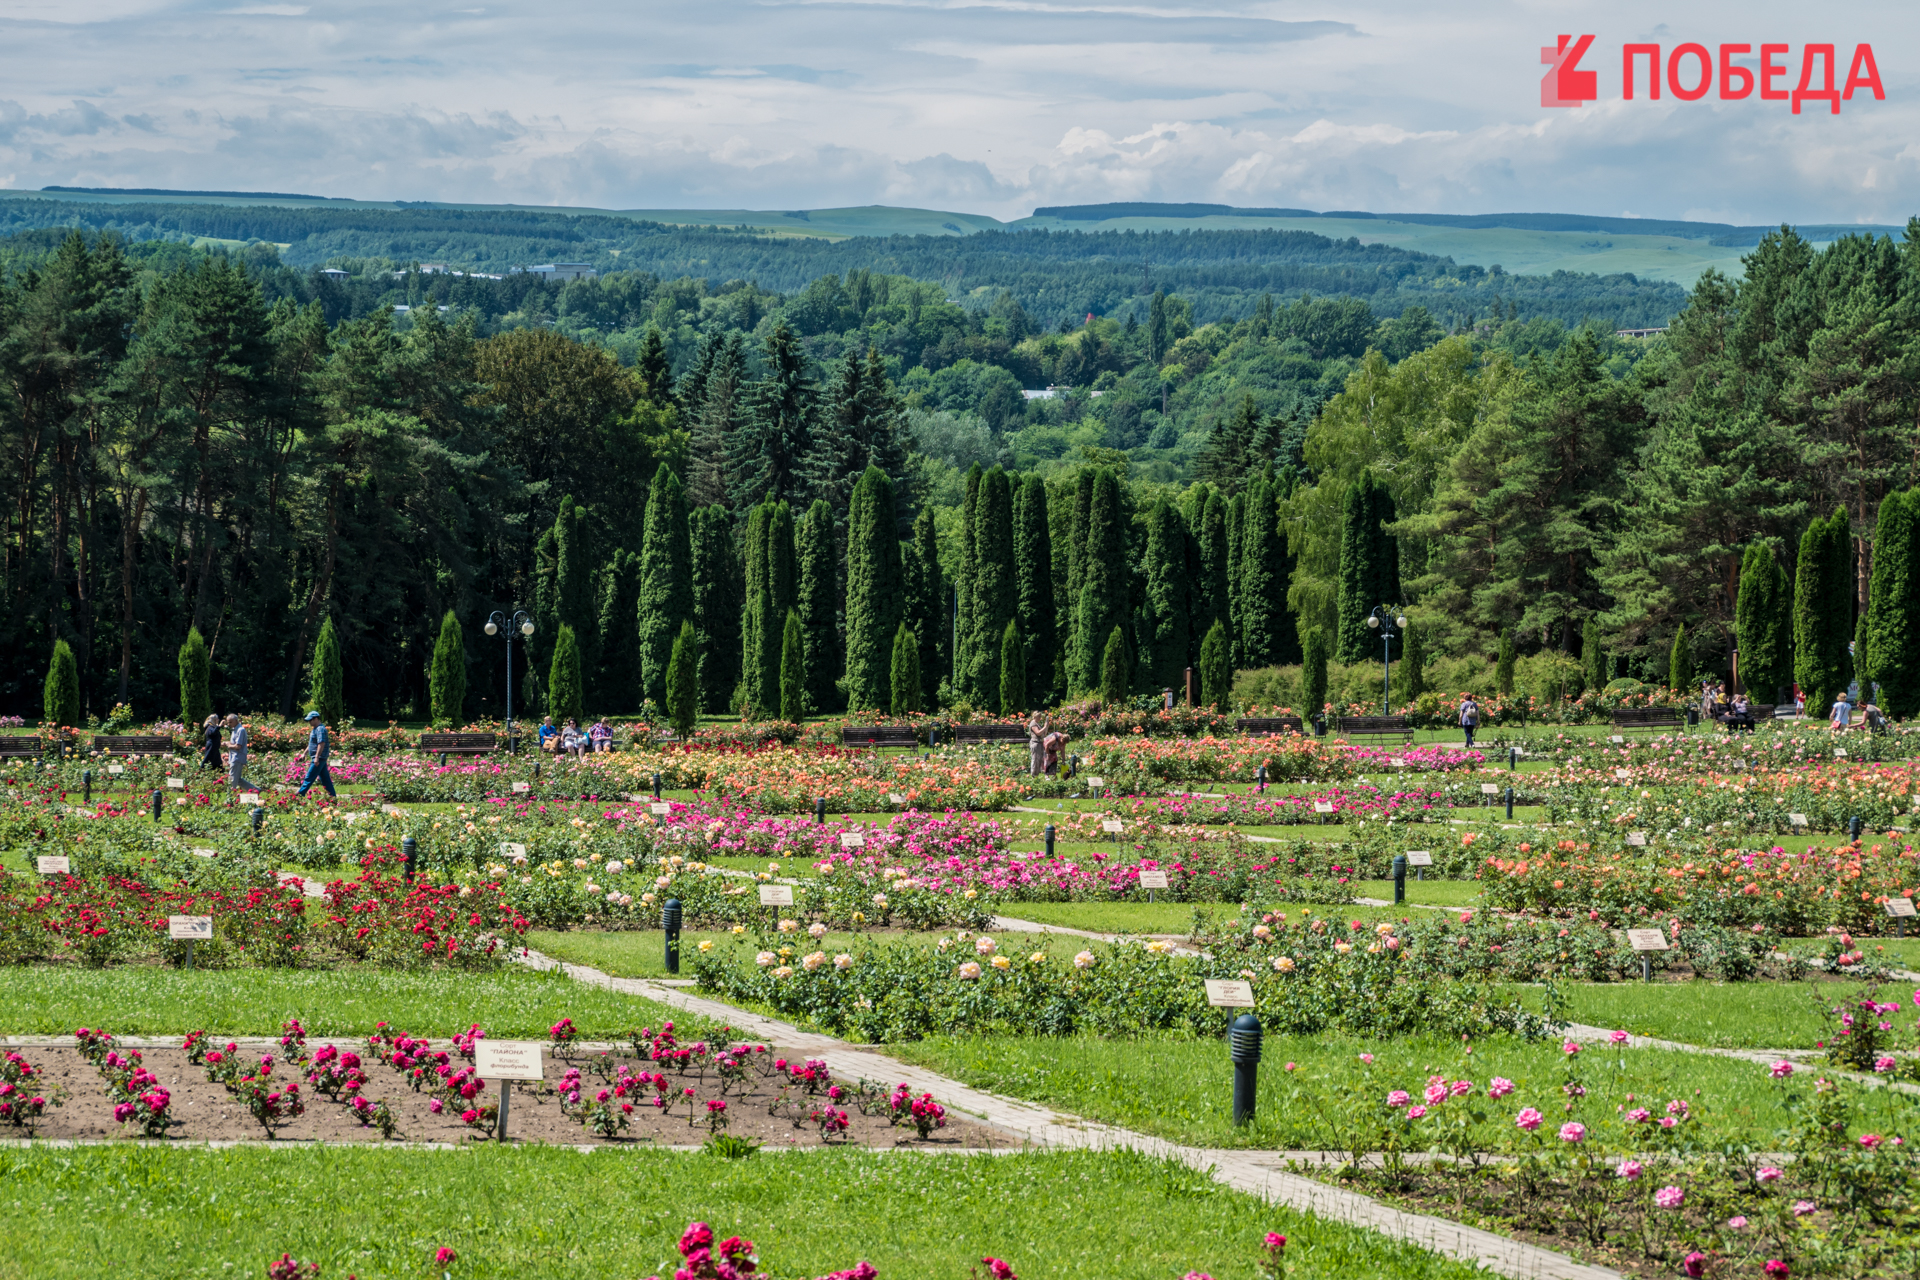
[
  {"left": 107, "top": 764, "right": 125, "bottom": 774},
  {"left": 35, "top": 856, "right": 70, "bottom": 874},
  {"left": 168, "top": 916, "right": 214, "bottom": 941},
  {"left": 474, "top": 1040, "right": 545, "bottom": 1081},
  {"left": 1388, "top": 757, "right": 1406, "bottom": 768},
  {"left": 1085, "top": 776, "right": 1104, "bottom": 790},
  {"left": 1789, "top": 813, "right": 1809, "bottom": 828},
  {"left": 511, "top": 781, "right": 530, "bottom": 793},
  {"left": 1099, "top": 819, "right": 1123, "bottom": 833},
  {"left": 500, "top": 842, "right": 526, "bottom": 859},
  {"left": 1609, "top": 735, "right": 1625, "bottom": 744},
  {"left": 1625, "top": 831, "right": 1648, "bottom": 847},
  {"left": 1480, "top": 783, "right": 1499, "bottom": 795},
  {"left": 1312, "top": 801, "right": 1335, "bottom": 814},
  {"left": 757, "top": 884, "right": 795, "bottom": 907},
  {"left": 838, "top": 831, "right": 866, "bottom": 848},
  {"left": 1137, "top": 870, "right": 1170, "bottom": 890},
  {"left": 1203, "top": 979, "right": 1257, "bottom": 1008},
  {"left": 1626, "top": 929, "right": 1670, "bottom": 952},
  {"left": 1614, "top": 769, "right": 1632, "bottom": 780},
  {"left": 888, "top": 793, "right": 904, "bottom": 805},
  {"left": 650, "top": 802, "right": 671, "bottom": 816},
  {"left": 1834, "top": 749, "right": 1849, "bottom": 759},
  {"left": 165, "top": 777, "right": 186, "bottom": 790},
  {"left": 1405, "top": 851, "right": 1433, "bottom": 867},
  {"left": 192, "top": 847, "right": 217, "bottom": 859},
  {"left": 1885, "top": 898, "right": 1917, "bottom": 918}
]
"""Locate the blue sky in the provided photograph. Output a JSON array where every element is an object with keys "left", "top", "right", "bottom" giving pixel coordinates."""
[{"left": 0, "top": 0, "right": 1912, "bottom": 223}]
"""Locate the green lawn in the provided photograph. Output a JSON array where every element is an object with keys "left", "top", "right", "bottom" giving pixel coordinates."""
[
  {"left": 989, "top": 900, "right": 1206, "bottom": 934},
  {"left": 0, "top": 1145, "right": 1488, "bottom": 1280},
  {"left": 1347, "top": 879, "right": 1483, "bottom": 907},
  {"left": 1779, "top": 936, "right": 1920, "bottom": 968},
  {"left": 1555, "top": 980, "right": 1886, "bottom": 1049},
  {"left": 0, "top": 964, "right": 693, "bottom": 1039},
  {"left": 893, "top": 1030, "right": 1920, "bottom": 1153},
  {"left": 528, "top": 928, "right": 1088, "bottom": 979}
]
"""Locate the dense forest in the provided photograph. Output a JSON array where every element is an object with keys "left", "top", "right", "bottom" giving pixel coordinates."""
[{"left": 2, "top": 215, "right": 1916, "bottom": 726}]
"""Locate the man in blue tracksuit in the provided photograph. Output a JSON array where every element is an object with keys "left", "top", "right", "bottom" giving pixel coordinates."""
[{"left": 296, "top": 710, "right": 336, "bottom": 798}]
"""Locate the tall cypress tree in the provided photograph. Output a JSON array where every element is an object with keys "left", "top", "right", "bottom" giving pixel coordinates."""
[
  {"left": 764, "top": 501, "right": 798, "bottom": 713},
  {"left": 428, "top": 611, "right": 467, "bottom": 726},
  {"left": 1199, "top": 619, "right": 1231, "bottom": 711},
  {"left": 1143, "top": 496, "right": 1190, "bottom": 691},
  {"left": 1192, "top": 484, "right": 1231, "bottom": 646},
  {"left": 1238, "top": 471, "right": 1288, "bottom": 668},
  {"left": 1013, "top": 475, "right": 1058, "bottom": 706},
  {"left": 594, "top": 549, "right": 641, "bottom": 711},
  {"left": 954, "top": 464, "right": 981, "bottom": 695},
  {"left": 891, "top": 624, "right": 921, "bottom": 715},
  {"left": 902, "top": 506, "right": 946, "bottom": 709},
  {"left": 1865, "top": 489, "right": 1920, "bottom": 715},
  {"left": 1064, "top": 467, "right": 1096, "bottom": 661},
  {"left": 779, "top": 609, "right": 806, "bottom": 722},
  {"left": 1495, "top": 628, "right": 1516, "bottom": 695},
  {"left": 967, "top": 467, "right": 1016, "bottom": 704},
  {"left": 636, "top": 465, "right": 692, "bottom": 709},
  {"left": 666, "top": 620, "right": 698, "bottom": 740},
  {"left": 1301, "top": 627, "right": 1329, "bottom": 724},
  {"left": 1225, "top": 490, "right": 1247, "bottom": 666},
  {"left": 1335, "top": 471, "right": 1400, "bottom": 663},
  {"left": 308, "top": 616, "right": 345, "bottom": 728},
  {"left": 999, "top": 620, "right": 1026, "bottom": 715},
  {"left": 796, "top": 499, "right": 839, "bottom": 713},
  {"left": 178, "top": 626, "right": 211, "bottom": 728},
  {"left": 1582, "top": 616, "right": 1608, "bottom": 697},
  {"left": 1669, "top": 622, "right": 1694, "bottom": 694},
  {"left": 1735, "top": 541, "right": 1790, "bottom": 706},
  {"left": 44, "top": 638, "right": 80, "bottom": 729},
  {"left": 1073, "top": 468, "right": 1129, "bottom": 694},
  {"left": 844, "top": 466, "right": 904, "bottom": 713},
  {"left": 1793, "top": 507, "right": 1852, "bottom": 715},
  {"left": 1396, "top": 616, "right": 1426, "bottom": 705},
  {"left": 1100, "top": 625, "right": 1130, "bottom": 707},
  {"left": 548, "top": 623, "right": 584, "bottom": 722},
  {"left": 690, "top": 505, "right": 743, "bottom": 714},
  {"left": 554, "top": 495, "right": 598, "bottom": 687}
]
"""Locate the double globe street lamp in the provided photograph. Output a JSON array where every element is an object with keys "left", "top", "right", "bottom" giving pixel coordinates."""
[
  {"left": 485, "top": 610, "right": 534, "bottom": 753},
  {"left": 1365, "top": 606, "right": 1408, "bottom": 714}
]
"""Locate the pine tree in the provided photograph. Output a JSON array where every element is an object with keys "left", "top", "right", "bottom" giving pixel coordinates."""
[
  {"left": 1012, "top": 474, "right": 1057, "bottom": 706},
  {"left": 666, "top": 620, "right": 698, "bottom": 740},
  {"left": 902, "top": 506, "right": 946, "bottom": 709},
  {"left": 636, "top": 326, "right": 675, "bottom": 404},
  {"left": 548, "top": 623, "right": 584, "bottom": 723},
  {"left": 1495, "top": 628, "right": 1516, "bottom": 695},
  {"left": 954, "top": 464, "right": 981, "bottom": 694},
  {"left": 594, "top": 550, "right": 641, "bottom": 711},
  {"left": 967, "top": 467, "right": 1016, "bottom": 703},
  {"left": 687, "top": 335, "right": 745, "bottom": 510},
  {"left": 178, "top": 626, "right": 211, "bottom": 728},
  {"left": 1735, "top": 542, "right": 1791, "bottom": 706},
  {"left": 891, "top": 624, "right": 921, "bottom": 715},
  {"left": 44, "top": 638, "right": 80, "bottom": 729},
  {"left": 796, "top": 499, "right": 839, "bottom": 714},
  {"left": 1143, "top": 496, "right": 1190, "bottom": 691},
  {"left": 729, "top": 321, "right": 815, "bottom": 508},
  {"left": 636, "top": 465, "right": 692, "bottom": 709},
  {"left": 428, "top": 611, "right": 466, "bottom": 726},
  {"left": 999, "top": 620, "right": 1026, "bottom": 715},
  {"left": 1072, "top": 469, "right": 1129, "bottom": 693},
  {"left": 1301, "top": 627, "right": 1329, "bottom": 724},
  {"left": 1668, "top": 622, "right": 1694, "bottom": 694},
  {"left": 308, "top": 616, "right": 345, "bottom": 728},
  {"left": 845, "top": 466, "right": 904, "bottom": 712},
  {"left": 1794, "top": 507, "right": 1852, "bottom": 716},
  {"left": 1199, "top": 619, "right": 1231, "bottom": 711},
  {"left": 779, "top": 609, "right": 806, "bottom": 722},
  {"left": 690, "top": 505, "right": 744, "bottom": 715},
  {"left": 1582, "top": 616, "right": 1608, "bottom": 697},
  {"left": 1864, "top": 489, "right": 1920, "bottom": 715},
  {"left": 1335, "top": 471, "right": 1401, "bottom": 663},
  {"left": 1100, "top": 625, "right": 1130, "bottom": 707}
]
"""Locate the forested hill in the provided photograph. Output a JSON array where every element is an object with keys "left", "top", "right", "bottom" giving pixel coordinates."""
[{"left": 0, "top": 194, "right": 1686, "bottom": 329}]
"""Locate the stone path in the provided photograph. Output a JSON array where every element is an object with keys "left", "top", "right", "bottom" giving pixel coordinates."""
[{"left": 513, "top": 946, "right": 1622, "bottom": 1280}]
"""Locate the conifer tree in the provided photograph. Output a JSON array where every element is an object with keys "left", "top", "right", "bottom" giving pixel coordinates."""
[
  {"left": 742, "top": 498, "right": 797, "bottom": 717},
  {"left": 1198, "top": 619, "right": 1231, "bottom": 711},
  {"left": 1335, "top": 471, "right": 1400, "bottom": 663},
  {"left": 1735, "top": 542, "right": 1790, "bottom": 706},
  {"left": 1012, "top": 474, "right": 1057, "bottom": 706},
  {"left": 1100, "top": 625, "right": 1130, "bottom": 707},
  {"left": 637, "top": 465, "right": 692, "bottom": 708},
  {"left": 1144, "top": 496, "right": 1191, "bottom": 691},
  {"left": 690, "top": 505, "right": 743, "bottom": 714},
  {"left": 308, "top": 616, "right": 345, "bottom": 728},
  {"left": 1192, "top": 484, "right": 1231, "bottom": 643},
  {"left": 428, "top": 611, "right": 466, "bottom": 726},
  {"left": 891, "top": 624, "right": 921, "bottom": 715},
  {"left": 955, "top": 464, "right": 981, "bottom": 694},
  {"left": 1301, "top": 627, "right": 1329, "bottom": 725},
  {"left": 1794, "top": 507, "right": 1852, "bottom": 716},
  {"left": 999, "top": 620, "right": 1026, "bottom": 715},
  {"left": 1073, "top": 469, "right": 1130, "bottom": 694},
  {"left": 845, "top": 467, "right": 904, "bottom": 712},
  {"left": 178, "top": 626, "right": 211, "bottom": 728},
  {"left": 1864, "top": 490, "right": 1920, "bottom": 715},
  {"left": 44, "top": 638, "right": 80, "bottom": 729},
  {"left": 1064, "top": 467, "right": 1096, "bottom": 659},
  {"left": 902, "top": 506, "right": 946, "bottom": 709},
  {"left": 1582, "top": 616, "right": 1608, "bottom": 697},
  {"left": 554, "top": 495, "right": 598, "bottom": 682},
  {"left": 1669, "top": 622, "right": 1694, "bottom": 694},
  {"left": 686, "top": 335, "right": 745, "bottom": 510},
  {"left": 666, "top": 620, "right": 698, "bottom": 741},
  {"left": 1225, "top": 489, "right": 1246, "bottom": 666},
  {"left": 548, "top": 623, "right": 584, "bottom": 723},
  {"left": 636, "top": 326, "right": 675, "bottom": 404},
  {"left": 1396, "top": 616, "right": 1425, "bottom": 705},
  {"left": 1238, "top": 471, "right": 1289, "bottom": 667},
  {"left": 967, "top": 467, "right": 1016, "bottom": 703},
  {"left": 779, "top": 609, "right": 806, "bottom": 723},
  {"left": 594, "top": 550, "right": 641, "bottom": 711},
  {"left": 729, "top": 321, "right": 816, "bottom": 508},
  {"left": 1495, "top": 627, "right": 1516, "bottom": 695},
  {"left": 796, "top": 499, "right": 839, "bottom": 713}
]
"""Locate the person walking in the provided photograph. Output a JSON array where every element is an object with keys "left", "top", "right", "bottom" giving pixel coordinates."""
[
  {"left": 200, "top": 714, "right": 224, "bottom": 770},
  {"left": 296, "top": 710, "right": 336, "bottom": 798},
  {"left": 1829, "top": 692, "right": 1852, "bottom": 731},
  {"left": 1459, "top": 693, "right": 1481, "bottom": 750},
  {"left": 225, "top": 713, "right": 256, "bottom": 790},
  {"left": 1025, "top": 709, "right": 1051, "bottom": 776}
]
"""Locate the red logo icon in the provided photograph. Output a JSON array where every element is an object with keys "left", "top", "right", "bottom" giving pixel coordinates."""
[{"left": 1541, "top": 34, "right": 1598, "bottom": 106}]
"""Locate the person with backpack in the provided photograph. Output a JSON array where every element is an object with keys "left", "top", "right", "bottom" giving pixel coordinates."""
[
  {"left": 1459, "top": 693, "right": 1481, "bottom": 750},
  {"left": 296, "top": 710, "right": 336, "bottom": 798}
]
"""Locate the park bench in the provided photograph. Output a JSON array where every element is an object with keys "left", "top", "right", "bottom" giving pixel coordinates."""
[
  {"left": 93, "top": 734, "right": 176, "bottom": 757},
  {"left": 419, "top": 732, "right": 497, "bottom": 762},
  {"left": 840, "top": 725, "right": 919, "bottom": 749},
  {"left": 1720, "top": 704, "right": 1776, "bottom": 733},
  {"left": 1236, "top": 716, "right": 1305, "bottom": 737},
  {"left": 1331, "top": 715, "right": 1412, "bottom": 744},
  {"left": 0, "top": 736, "right": 44, "bottom": 759},
  {"left": 1610, "top": 708, "right": 1685, "bottom": 733},
  {"left": 951, "top": 723, "right": 1030, "bottom": 745}
]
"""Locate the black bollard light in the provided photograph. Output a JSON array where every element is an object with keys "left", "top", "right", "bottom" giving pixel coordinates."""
[
  {"left": 1229, "top": 1013, "right": 1263, "bottom": 1127},
  {"left": 1850, "top": 815, "right": 1862, "bottom": 843},
  {"left": 250, "top": 806, "right": 265, "bottom": 836},
  {"left": 533, "top": 762, "right": 541, "bottom": 780},
  {"left": 1392, "top": 854, "right": 1406, "bottom": 905},
  {"left": 1044, "top": 824, "right": 1055, "bottom": 858},
  {"left": 1509, "top": 746, "right": 1517, "bottom": 771},
  {"left": 663, "top": 897, "right": 683, "bottom": 974},
  {"left": 814, "top": 797, "right": 826, "bottom": 825},
  {"left": 83, "top": 769, "right": 91, "bottom": 805},
  {"left": 653, "top": 772, "right": 662, "bottom": 799},
  {"left": 402, "top": 835, "right": 418, "bottom": 882},
  {"left": 1505, "top": 786, "right": 1514, "bottom": 820},
  {"left": 151, "top": 789, "right": 162, "bottom": 821},
  {"left": 439, "top": 751, "right": 448, "bottom": 767},
  {"left": 1256, "top": 765, "right": 1267, "bottom": 794}
]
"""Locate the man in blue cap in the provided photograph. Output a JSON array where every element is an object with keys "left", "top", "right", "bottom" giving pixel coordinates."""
[{"left": 296, "top": 710, "right": 336, "bottom": 798}]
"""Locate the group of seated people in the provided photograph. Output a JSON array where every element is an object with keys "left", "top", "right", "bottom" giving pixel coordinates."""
[
  {"left": 535, "top": 716, "right": 615, "bottom": 756},
  {"left": 1700, "top": 682, "right": 1886, "bottom": 733}
]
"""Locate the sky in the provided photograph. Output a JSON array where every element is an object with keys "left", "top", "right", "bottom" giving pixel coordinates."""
[{"left": 0, "top": 0, "right": 1913, "bottom": 225}]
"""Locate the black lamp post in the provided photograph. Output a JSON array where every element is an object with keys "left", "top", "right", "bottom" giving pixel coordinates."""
[
  {"left": 484, "top": 609, "right": 534, "bottom": 753},
  {"left": 1365, "top": 606, "right": 1408, "bottom": 714}
]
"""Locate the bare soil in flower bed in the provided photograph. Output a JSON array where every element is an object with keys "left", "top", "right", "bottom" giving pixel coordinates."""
[{"left": 8, "top": 1046, "right": 1010, "bottom": 1149}]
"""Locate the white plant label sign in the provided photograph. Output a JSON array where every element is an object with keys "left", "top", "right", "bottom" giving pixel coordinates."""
[
  {"left": 839, "top": 832, "right": 866, "bottom": 848},
  {"left": 474, "top": 1040, "right": 545, "bottom": 1081},
  {"left": 1137, "top": 870, "right": 1170, "bottom": 890},
  {"left": 1789, "top": 813, "right": 1809, "bottom": 827},
  {"left": 1625, "top": 831, "right": 1648, "bottom": 847},
  {"left": 168, "top": 915, "right": 214, "bottom": 941},
  {"left": 35, "top": 856, "right": 70, "bottom": 874},
  {"left": 500, "top": 842, "right": 526, "bottom": 859},
  {"left": 650, "top": 802, "right": 671, "bottom": 815},
  {"left": 165, "top": 777, "right": 186, "bottom": 790},
  {"left": 1885, "top": 898, "right": 1917, "bottom": 918},
  {"left": 511, "top": 781, "right": 531, "bottom": 793},
  {"left": 1626, "top": 929, "right": 1670, "bottom": 952},
  {"left": 757, "top": 884, "right": 795, "bottom": 907},
  {"left": 1405, "top": 851, "right": 1432, "bottom": 867},
  {"left": 1085, "top": 776, "right": 1105, "bottom": 789},
  {"left": 1203, "top": 979, "right": 1257, "bottom": 1008}
]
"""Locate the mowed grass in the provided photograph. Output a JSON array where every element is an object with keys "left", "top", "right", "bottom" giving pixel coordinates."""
[
  {"left": 528, "top": 929, "right": 1089, "bottom": 978},
  {"left": 893, "top": 1031, "right": 1920, "bottom": 1153},
  {"left": 1555, "top": 980, "right": 1888, "bottom": 1049},
  {"left": 0, "top": 964, "right": 690, "bottom": 1039},
  {"left": 0, "top": 1145, "right": 1490, "bottom": 1280}
]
